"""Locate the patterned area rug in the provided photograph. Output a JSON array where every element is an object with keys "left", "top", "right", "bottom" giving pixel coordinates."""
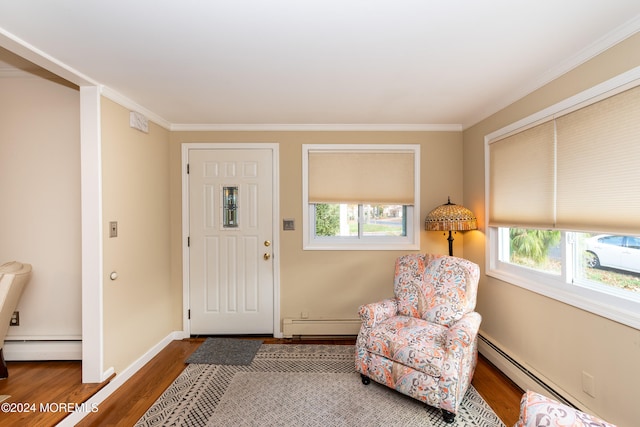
[{"left": 136, "top": 344, "right": 505, "bottom": 427}]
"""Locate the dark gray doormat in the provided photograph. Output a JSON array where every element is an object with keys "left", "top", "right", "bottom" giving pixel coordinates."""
[{"left": 186, "top": 338, "right": 263, "bottom": 365}]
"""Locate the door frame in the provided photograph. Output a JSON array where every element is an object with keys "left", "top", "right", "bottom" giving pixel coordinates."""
[{"left": 181, "top": 142, "right": 281, "bottom": 338}]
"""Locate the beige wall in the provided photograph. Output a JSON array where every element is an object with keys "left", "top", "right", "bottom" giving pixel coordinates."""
[
  {"left": 101, "top": 98, "right": 175, "bottom": 373},
  {"left": 169, "top": 131, "right": 464, "bottom": 328},
  {"left": 463, "top": 33, "right": 640, "bottom": 426},
  {"left": 0, "top": 76, "right": 81, "bottom": 340}
]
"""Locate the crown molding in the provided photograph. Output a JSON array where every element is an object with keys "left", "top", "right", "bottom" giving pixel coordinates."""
[
  {"left": 169, "top": 123, "right": 463, "bottom": 132},
  {"left": 462, "top": 14, "right": 640, "bottom": 130}
]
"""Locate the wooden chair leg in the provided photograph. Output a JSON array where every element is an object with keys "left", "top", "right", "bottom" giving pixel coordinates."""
[{"left": 0, "top": 348, "right": 8, "bottom": 379}]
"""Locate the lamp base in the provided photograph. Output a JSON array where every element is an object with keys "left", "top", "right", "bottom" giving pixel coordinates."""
[{"left": 447, "top": 230, "right": 454, "bottom": 257}]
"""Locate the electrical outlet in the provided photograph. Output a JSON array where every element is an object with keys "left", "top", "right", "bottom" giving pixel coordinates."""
[
  {"left": 10, "top": 311, "right": 19, "bottom": 326},
  {"left": 109, "top": 221, "right": 118, "bottom": 238},
  {"left": 582, "top": 371, "right": 596, "bottom": 397}
]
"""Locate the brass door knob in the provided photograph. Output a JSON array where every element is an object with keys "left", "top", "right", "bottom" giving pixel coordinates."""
[
  {"left": 264, "top": 240, "right": 271, "bottom": 247},
  {"left": 264, "top": 253, "right": 271, "bottom": 260}
]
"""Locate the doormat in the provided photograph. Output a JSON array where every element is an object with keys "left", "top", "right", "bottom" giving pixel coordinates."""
[{"left": 185, "top": 338, "right": 263, "bottom": 365}]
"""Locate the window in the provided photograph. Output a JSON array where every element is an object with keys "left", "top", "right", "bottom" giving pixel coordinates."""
[
  {"left": 302, "top": 144, "right": 420, "bottom": 250},
  {"left": 486, "top": 67, "right": 640, "bottom": 329}
]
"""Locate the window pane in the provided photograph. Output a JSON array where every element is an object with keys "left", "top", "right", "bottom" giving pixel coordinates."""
[
  {"left": 575, "top": 233, "right": 640, "bottom": 295},
  {"left": 502, "top": 227, "right": 561, "bottom": 275},
  {"left": 314, "top": 204, "right": 406, "bottom": 237},
  {"left": 314, "top": 204, "right": 358, "bottom": 237},
  {"left": 361, "top": 205, "right": 406, "bottom": 237}
]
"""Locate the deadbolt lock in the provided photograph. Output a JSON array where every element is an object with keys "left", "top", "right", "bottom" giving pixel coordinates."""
[{"left": 264, "top": 240, "right": 271, "bottom": 247}]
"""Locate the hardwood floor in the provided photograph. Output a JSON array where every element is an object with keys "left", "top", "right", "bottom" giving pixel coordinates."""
[
  {"left": 0, "top": 360, "right": 109, "bottom": 427},
  {"left": 0, "top": 337, "right": 523, "bottom": 426}
]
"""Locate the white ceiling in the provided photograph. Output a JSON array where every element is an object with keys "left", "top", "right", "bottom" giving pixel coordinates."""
[{"left": 1, "top": 1, "right": 640, "bottom": 130}]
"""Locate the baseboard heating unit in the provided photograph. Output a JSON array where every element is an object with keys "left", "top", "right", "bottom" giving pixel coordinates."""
[
  {"left": 477, "top": 333, "right": 581, "bottom": 410},
  {"left": 282, "top": 318, "right": 361, "bottom": 338},
  {"left": 4, "top": 340, "right": 82, "bottom": 361}
]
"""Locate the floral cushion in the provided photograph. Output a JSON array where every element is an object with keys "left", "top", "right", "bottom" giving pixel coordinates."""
[
  {"left": 366, "top": 315, "right": 448, "bottom": 376},
  {"left": 394, "top": 254, "right": 478, "bottom": 327},
  {"left": 515, "top": 391, "right": 616, "bottom": 427}
]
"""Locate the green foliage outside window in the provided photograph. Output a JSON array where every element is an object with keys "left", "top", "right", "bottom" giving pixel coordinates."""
[
  {"left": 315, "top": 204, "right": 340, "bottom": 236},
  {"left": 510, "top": 228, "right": 561, "bottom": 263}
]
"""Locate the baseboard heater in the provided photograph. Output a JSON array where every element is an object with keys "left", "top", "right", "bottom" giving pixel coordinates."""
[
  {"left": 282, "top": 318, "right": 361, "bottom": 338},
  {"left": 4, "top": 340, "right": 82, "bottom": 361},
  {"left": 477, "top": 334, "right": 580, "bottom": 410}
]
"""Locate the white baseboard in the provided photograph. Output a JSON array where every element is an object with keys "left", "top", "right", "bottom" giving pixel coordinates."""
[
  {"left": 58, "top": 330, "right": 187, "bottom": 426},
  {"left": 282, "top": 318, "right": 361, "bottom": 338},
  {"left": 4, "top": 340, "right": 82, "bottom": 361}
]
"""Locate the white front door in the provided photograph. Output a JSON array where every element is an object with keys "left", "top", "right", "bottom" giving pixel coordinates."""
[{"left": 188, "top": 147, "right": 275, "bottom": 334}]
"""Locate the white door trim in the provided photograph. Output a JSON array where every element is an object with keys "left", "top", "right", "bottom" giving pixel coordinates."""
[{"left": 181, "top": 143, "right": 281, "bottom": 338}]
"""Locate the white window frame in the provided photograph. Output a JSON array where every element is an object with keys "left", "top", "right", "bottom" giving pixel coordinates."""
[
  {"left": 302, "top": 144, "right": 420, "bottom": 251},
  {"left": 485, "top": 66, "right": 640, "bottom": 330}
]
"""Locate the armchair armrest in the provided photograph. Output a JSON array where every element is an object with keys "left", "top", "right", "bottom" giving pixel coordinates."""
[
  {"left": 358, "top": 298, "right": 397, "bottom": 329},
  {"left": 445, "top": 311, "right": 482, "bottom": 350}
]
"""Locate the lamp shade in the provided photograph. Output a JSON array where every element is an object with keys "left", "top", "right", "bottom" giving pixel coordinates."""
[{"left": 425, "top": 197, "right": 477, "bottom": 231}]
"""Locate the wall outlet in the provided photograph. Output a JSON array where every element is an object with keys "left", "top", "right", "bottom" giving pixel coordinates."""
[
  {"left": 582, "top": 371, "right": 596, "bottom": 397},
  {"left": 10, "top": 311, "right": 19, "bottom": 326},
  {"left": 109, "top": 221, "right": 118, "bottom": 238}
]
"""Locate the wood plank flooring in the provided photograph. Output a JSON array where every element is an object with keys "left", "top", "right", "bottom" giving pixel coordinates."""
[{"left": 0, "top": 337, "right": 523, "bottom": 426}]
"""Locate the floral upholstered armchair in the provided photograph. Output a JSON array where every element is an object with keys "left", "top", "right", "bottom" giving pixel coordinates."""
[{"left": 355, "top": 253, "right": 481, "bottom": 424}]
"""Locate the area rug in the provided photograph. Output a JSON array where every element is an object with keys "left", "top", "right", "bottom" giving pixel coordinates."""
[
  {"left": 137, "top": 344, "right": 505, "bottom": 427},
  {"left": 185, "top": 337, "right": 263, "bottom": 365}
]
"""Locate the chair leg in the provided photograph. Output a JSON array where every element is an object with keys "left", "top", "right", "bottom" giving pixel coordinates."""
[
  {"left": 360, "top": 374, "right": 371, "bottom": 385},
  {"left": 441, "top": 409, "right": 455, "bottom": 423},
  {"left": 0, "top": 348, "right": 8, "bottom": 379}
]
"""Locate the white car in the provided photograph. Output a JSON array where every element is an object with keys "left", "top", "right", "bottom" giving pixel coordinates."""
[{"left": 584, "top": 234, "right": 640, "bottom": 274}]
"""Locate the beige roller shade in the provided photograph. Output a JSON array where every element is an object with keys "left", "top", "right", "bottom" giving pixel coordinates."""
[
  {"left": 308, "top": 150, "right": 415, "bottom": 204},
  {"left": 489, "top": 121, "right": 555, "bottom": 228}
]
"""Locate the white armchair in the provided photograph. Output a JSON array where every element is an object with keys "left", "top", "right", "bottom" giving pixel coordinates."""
[{"left": 0, "top": 261, "right": 32, "bottom": 379}]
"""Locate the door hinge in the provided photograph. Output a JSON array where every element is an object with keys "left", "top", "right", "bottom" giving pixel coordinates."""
[
  {"left": 188, "top": 236, "right": 190, "bottom": 247},
  {"left": 186, "top": 163, "right": 190, "bottom": 174},
  {"left": 188, "top": 309, "right": 191, "bottom": 319}
]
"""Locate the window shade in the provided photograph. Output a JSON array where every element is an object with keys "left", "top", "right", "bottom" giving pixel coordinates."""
[
  {"left": 308, "top": 150, "right": 415, "bottom": 204},
  {"left": 489, "top": 121, "right": 555, "bottom": 228},
  {"left": 556, "top": 85, "right": 640, "bottom": 233}
]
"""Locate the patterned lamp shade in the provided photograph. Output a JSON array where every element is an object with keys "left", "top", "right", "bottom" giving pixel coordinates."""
[{"left": 425, "top": 197, "right": 477, "bottom": 231}]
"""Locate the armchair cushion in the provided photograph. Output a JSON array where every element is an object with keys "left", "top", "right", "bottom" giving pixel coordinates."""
[
  {"left": 515, "top": 391, "right": 616, "bottom": 427},
  {"left": 394, "top": 254, "right": 479, "bottom": 327},
  {"left": 367, "top": 315, "right": 447, "bottom": 376}
]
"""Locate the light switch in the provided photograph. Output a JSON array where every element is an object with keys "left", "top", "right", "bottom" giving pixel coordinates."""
[{"left": 283, "top": 218, "right": 295, "bottom": 231}]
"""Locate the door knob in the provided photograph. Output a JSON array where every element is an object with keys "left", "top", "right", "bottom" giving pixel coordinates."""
[
  {"left": 264, "top": 240, "right": 271, "bottom": 247},
  {"left": 264, "top": 253, "right": 271, "bottom": 260}
]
